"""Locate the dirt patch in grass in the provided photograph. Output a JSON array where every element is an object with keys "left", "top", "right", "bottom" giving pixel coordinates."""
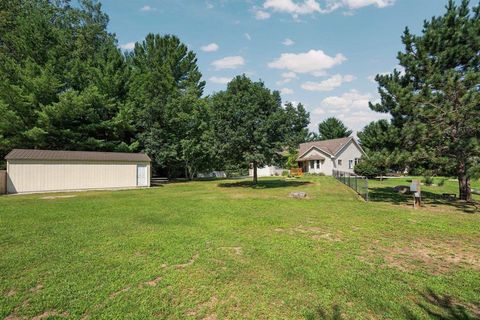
[
  {"left": 219, "top": 246, "right": 242, "bottom": 255},
  {"left": 360, "top": 239, "right": 480, "bottom": 274},
  {"left": 29, "top": 284, "right": 43, "bottom": 293},
  {"left": 275, "top": 225, "right": 343, "bottom": 242},
  {"left": 185, "top": 296, "right": 219, "bottom": 318},
  {"left": 174, "top": 253, "right": 200, "bottom": 269},
  {"left": 32, "top": 310, "right": 69, "bottom": 320},
  {"left": 4, "top": 289, "right": 17, "bottom": 297},
  {"left": 40, "top": 195, "right": 76, "bottom": 200}
]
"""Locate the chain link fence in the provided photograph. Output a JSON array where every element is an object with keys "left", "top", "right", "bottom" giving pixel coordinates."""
[{"left": 333, "top": 170, "right": 369, "bottom": 201}]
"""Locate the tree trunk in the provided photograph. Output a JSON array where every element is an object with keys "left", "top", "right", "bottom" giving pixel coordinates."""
[
  {"left": 253, "top": 161, "right": 258, "bottom": 184},
  {"left": 458, "top": 162, "right": 471, "bottom": 201}
]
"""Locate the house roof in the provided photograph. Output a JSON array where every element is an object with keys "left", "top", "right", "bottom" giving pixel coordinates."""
[
  {"left": 297, "top": 137, "right": 354, "bottom": 160},
  {"left": 5, "top": 149, "right": 151, "bottom": 162}
]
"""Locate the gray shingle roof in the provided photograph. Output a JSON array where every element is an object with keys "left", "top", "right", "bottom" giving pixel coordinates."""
[
  {"left": 298, "top": 137, "right": 352, "bottom": 160},
  {"left": 5, "top": 149, "right": 151, "bottom": 162}
]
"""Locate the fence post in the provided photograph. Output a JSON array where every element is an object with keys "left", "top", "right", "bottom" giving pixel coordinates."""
[{"left": 365, "top": 178, "right": 369, "bottom": 202}]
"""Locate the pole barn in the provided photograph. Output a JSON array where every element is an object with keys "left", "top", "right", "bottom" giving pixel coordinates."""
[{"left": 5, "top": 149, "right": 151, "bottom": 194}]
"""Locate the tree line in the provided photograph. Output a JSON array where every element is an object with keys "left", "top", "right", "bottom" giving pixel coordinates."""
[
  {"left": 1, "top": 0, "right": 478, "bottom": 197},
  {"left": 0, "top": 0, "right": 310, "bottom": 182}
]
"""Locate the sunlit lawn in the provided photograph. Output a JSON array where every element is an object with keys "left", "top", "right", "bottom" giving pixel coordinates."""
[{"left": 1, "top": 177, "right": 479, "bottom": 319}]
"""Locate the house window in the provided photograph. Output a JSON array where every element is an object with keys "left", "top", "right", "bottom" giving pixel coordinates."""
[
  {"left": 338, "top": 159, "right": 342, "bottom": 166},
  {"left": 349, "top": 160, "right": 353, "bottom": 169},
  {"left": 316, "top": 160, "right": 320, "bottom": 168},
  {"left": 354, "top": 158, "right": 360, "bottom": 166},
  {"left": 310, "top": 161, "right": 315, "bottom": 169}
]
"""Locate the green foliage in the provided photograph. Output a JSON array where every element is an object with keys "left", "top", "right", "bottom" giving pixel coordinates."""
[
  {"left": 368, "top": 0, "right": 480, "bottom": 200},
  {"left": 422, "top": 175, "right": 434, "bottom": 186},
  {"left": 317, "top": 117, "right": 352, "bottom": 141},
  {"left": 353, "top": 159, "right": 382, "bottom": 178},
  {"left": 210, "top": 75, "right": 304, "bottom": 182}
]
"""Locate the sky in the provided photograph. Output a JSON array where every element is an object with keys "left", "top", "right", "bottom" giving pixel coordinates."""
[{"left": 100, "top": 0, "right": 451, "bottom": 134}]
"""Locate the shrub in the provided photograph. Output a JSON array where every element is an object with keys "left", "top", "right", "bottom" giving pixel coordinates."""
[
  {"left": 281, "top": 170, "right": 289, "bottom": 177},
  {"left": 422, "top": 175, "right": 434, "bottom": 186},
  {"left": 438, "top": 178, "right": 446, "bottom": 186},
  {"left": 354, "top": 160, "right": 381, "bottom": 178}
]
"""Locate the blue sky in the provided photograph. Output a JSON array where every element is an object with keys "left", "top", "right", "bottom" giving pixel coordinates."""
[{"left": 101, "top": 0, "right": 450, "bottom": 133}]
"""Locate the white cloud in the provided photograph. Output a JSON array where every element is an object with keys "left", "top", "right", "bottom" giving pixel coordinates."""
[
  {"left": 140, "top": 5, "right": 154, "bottom": 12},
  {"left": 206, "top": 1, "right": 214, "bottom": 9},
  {"left": 309, "top": 89, "right": 390, "bottom": 132},
  {"left": 254, "top": 9, "right": 271, "bottom": 19},
  {"left": 263, "top": 0, "right": 322, "bottom": 15},
  {"left": 268, "top": 50, "right": 346, "bottom": 76},
  {"left": 201, "top": 43, "right": 219, "bottom": 52},
  {"left": 341, "top": 0, "right": 395, "bottom": 10},
  {"left": 120, "top": 42, "right": 136, "bottom": 50},
  {"left": 301, "top": 74, "right": 356, "bottom": 91},
  {"left": 209, "top": 76, "right": 232, "bottom": 84},
  {"left": 259, "top": 0, "right": 395, "bottom": 18},
  {"left": 244, "top": 33, "right": 251, "bottom": 40},
  {"left": 280, "top": 87, "right": 294, "bottom": 95},
  {"left": 282, "top": 38, "right": 295, "bottom": 46},
  {"left": 282, "top": 71, "right": 298, "bottom": 79},
  {"left": 211, "top": 56, "right": 245, "bottom": 70}
]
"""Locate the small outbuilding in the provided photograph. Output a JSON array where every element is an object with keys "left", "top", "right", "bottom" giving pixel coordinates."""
[{"left": 5, "top": 149, "right": 151, "bottom": 194}]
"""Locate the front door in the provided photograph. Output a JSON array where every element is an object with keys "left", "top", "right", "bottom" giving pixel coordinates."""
[{"left": 137, "top": 165, "right": 147, "bottom": 186}]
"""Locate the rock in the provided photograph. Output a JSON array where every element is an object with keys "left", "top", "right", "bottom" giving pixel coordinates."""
[
  {"left": 290, "top": 192, "right": 307, "bottom": 199},
  {"left": 393, "top": 185, "right": 411, "bottom": 194},
  {"left": 472, "top": 189, "right": 480, "bottom": 195}
]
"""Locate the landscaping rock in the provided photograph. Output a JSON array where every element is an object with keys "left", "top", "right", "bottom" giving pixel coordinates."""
[
  {"left": 394, "top": 185, "right": 411, "bottom": 194},
  {"left": 290, "top": 192, "right": 307, "bottom": 199}
]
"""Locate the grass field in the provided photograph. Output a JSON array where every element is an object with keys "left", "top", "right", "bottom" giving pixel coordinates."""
[{"left": 1, "top": 177, "right": 479, "bottom": 319}]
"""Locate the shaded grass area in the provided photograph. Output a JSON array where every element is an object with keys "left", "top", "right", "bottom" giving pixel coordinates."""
[
  {"left": 368, "top": 177, "right": 480, "bottom": 213},
  {"left": 0, "top": 177, "right": 479, "bottom": 319}
]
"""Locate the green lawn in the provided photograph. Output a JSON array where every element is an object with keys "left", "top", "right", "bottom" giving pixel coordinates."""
[{"left": 1, "top": 177, "right": 479, "bottom": 319}]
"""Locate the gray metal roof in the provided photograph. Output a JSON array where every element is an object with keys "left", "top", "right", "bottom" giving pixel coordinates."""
[{"left": 5, "top": 149, "right": 151, "bottom": 162}]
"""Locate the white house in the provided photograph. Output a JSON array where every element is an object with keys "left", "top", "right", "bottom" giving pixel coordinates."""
[
  {"left": 297, "top": 137, "right": 365, "bottom": 175},
  {"left": 5, "top": 149, "right": 151, "bottom": 194}
]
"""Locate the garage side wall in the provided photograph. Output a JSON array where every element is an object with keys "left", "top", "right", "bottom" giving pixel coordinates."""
[{"left": 7, "top": 160, "right": 150, "bottom": 194}]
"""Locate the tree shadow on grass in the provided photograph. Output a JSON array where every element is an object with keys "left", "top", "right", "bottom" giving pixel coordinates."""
[
  {"left": 218, "top": 179, "right": 311, "bottom": 189},
  {"left": 404, "top": 289, "right": 480, "bottom": 320},
  {"left": 369, "top": 187, "right": 479, "bottom": 213}
]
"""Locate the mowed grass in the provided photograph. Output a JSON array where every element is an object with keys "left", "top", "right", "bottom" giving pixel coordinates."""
[{"left": 0, "top": 177, "right": 479, "bottom": 319}]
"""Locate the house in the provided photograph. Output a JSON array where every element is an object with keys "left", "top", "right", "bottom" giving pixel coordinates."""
[
  {"left": 4, "top": 149, "right": 151, "bottom": 194},
  {"left": 297, "top": 137, "right": 365, "bottom": 175},
  {"left": 248, "top": 165, "right": 284, "bottom": 178}
]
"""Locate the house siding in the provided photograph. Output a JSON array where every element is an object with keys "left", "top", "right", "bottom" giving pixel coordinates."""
[
  {"left": 333, "top": 140, "right": 364, "bottom": 173},
  {"left": 6, "top": 160, "right": 150, "bottom": 194}
]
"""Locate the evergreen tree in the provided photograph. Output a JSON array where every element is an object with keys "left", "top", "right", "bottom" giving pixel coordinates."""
[
  {"left": 370, "top": 0, "right": 480, "bottom": 200},
  {"left": 317, "top": 117, "right": 352, "bottom": 141},
  {"left": 125, "top": 34, "right": 206, "bottom": 176}
]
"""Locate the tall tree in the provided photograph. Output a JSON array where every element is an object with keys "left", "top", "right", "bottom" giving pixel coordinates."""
[
  {"left": 0, "top": 0, "right": 131, "bottom": 167},
  {"left": 210, "top": 75, "right": 287, "bottom": 183},
  {"left": 317, "top": 117, "right": 352, "bottom": 141},
  {"left": 282, "top": 102, "right": 310, "bottom": 150},
  {"left": 370, "top": 0, "right": 480, "bottom": 200},
  {"left": 125, "top": 34, "right": 206, "bottom": 176}
]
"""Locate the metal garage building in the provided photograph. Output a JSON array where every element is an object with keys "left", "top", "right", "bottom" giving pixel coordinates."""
[{"left": 5, "top": 149, "right": 151, "bottom": 194}]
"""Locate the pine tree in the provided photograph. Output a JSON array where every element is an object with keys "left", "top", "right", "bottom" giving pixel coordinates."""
[
  {"left": 317, "top": 117, "right": 352, "bottom": 141},
  {"left": 370, "top": 0, "right": 480, "bottom": 200}
]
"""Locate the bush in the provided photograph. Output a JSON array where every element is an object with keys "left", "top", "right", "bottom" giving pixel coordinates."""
[
  {"left": 422, "top": 175, "right": 434, "bottom": 186},
  {"left": 281, "top": 170, "right": 289, "bottom": 177},
  {"left": 354, "top": 160, "right": 381, "bottom": 178},
  {"left": 438, "top": 178, "right": 446, "bottom": 186}
]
